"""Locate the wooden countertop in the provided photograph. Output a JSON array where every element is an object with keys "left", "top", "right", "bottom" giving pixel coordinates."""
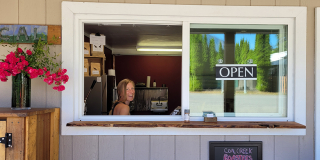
[
  {"left": 0, "top": 108, "right": 56, "bottom": 117},
  {"left": 67, "top": 121, "right": 306, "bottom": 129}
]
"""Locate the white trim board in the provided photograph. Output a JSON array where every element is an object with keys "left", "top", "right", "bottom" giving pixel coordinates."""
[
  {"left": 61, "top": 2, "right": 307, "bottom": 135},
  {"left": 315, "top": 7, "right": 320, "bottom": 160}
]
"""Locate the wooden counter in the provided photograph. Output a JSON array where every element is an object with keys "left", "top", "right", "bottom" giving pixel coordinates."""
[
  {"left": 0, "top": 108, "right": 60, "bottom": 160},
  {"left": 67, "top": 121, "right": 305, "bottom": 129}
]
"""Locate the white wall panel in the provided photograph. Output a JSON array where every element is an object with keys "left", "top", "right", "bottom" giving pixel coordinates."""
[
  {"left": 124, "top": 136, "right": 150, "bottom": 160},
  {"left": 200, "top": 136, "right": 224, "bottom": 160},
  {"left": 59, "top": 135, "right": 73, "bottom": 160},
  {"left": 150, "top": 136, "right": 175, "bottom": 160},
  {"left": 275, "top": 136, "right": 299, "bottom": 160},
  {"left": 73, "top": 136, "right": 99, "bottom": 160},
  {"left": 99, "top": 135, "right": 124, "bottom": 160},
  {"left": 250, "top": 136, "right": 275, "bottom": 160},
  {"left": 225, "top": 136, "right": 249, "bottom": 141},
  {"left": 176, "top": 136, "right": 200, "bottom": 160}
]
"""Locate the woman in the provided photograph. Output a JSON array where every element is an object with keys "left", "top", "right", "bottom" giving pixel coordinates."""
[{"left": 110, "top": 79, "right": 135, "bottom": 115}]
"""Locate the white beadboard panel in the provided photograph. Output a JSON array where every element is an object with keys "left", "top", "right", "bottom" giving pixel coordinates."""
[
  {"left": 176, "top": 136, "right": 200, "bottom": 160},
  {"left": 251, "top": 0, "right": 275, "bottom": 6},
  {"left": 47, "top": 0, "right": 72, "bottom": 25},
  {"left": 46, "top": 45, "right": 62, "bottom": 108},
  {"left": 0, "top": 0, "right": 18, "bottom": 24},
  {"left": 225, "top": 135, "right": 249, "bottom": 141},
  {"left": 250, "top": 136, "right": 275, "bottom": 160},
  {"left": 150, "top": 136, "right": 175, "bottom": 160},
  {"left": 124, "top": 136, "right": 150, "bottom": 160},
  {"left": 0, "top": 44, "right": 15, "bottom": 108},
  {"left": 19, "top": 0, "right": 46, "bottom": 24},
  {"left": 31, "top": 77, "right": 47, "bottom": 108},
  {"left": 59, "top": 135, "right": 73, "bottom": 160},
  {"left": 99, "top": 135, "right": 124, "bottom": 160},
  {"left": 73, "top": 136, "right": 99, "bottom": 160},
  {"left": 200, "top": 136, "right": 224, "bottom": 160},
  {"left": 275, "top": 136, "right": 299, "bottom": 160}
]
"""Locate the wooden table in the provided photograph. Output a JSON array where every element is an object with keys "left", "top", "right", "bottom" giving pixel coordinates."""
[{"left": 0, "top": 108, "right": 60, "bottom": 160}]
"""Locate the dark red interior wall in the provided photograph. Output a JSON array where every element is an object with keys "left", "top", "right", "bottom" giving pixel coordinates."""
[{"left": 115, "top": 55, "right": 182, "bottom": 114}]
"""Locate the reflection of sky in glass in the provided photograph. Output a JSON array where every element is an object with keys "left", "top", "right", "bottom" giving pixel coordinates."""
[
  {"left": 0, "top": 25, "right": 15, "bottom": 35},
  {"left": 12, "top": 25, "right": 48, "bottom": 36},
  {"left": 235, "top": 33, "right": 278, "bottom": 49},
  {"left": 207, "top": 33, "right": 278, "bottom": 50}
]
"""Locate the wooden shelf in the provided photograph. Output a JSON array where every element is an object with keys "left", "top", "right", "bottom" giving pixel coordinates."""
[{"left": 66, "top": 121, "right": 306, "bottom": 129}]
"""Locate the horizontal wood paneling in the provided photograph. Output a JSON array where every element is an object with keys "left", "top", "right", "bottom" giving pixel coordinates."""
[
  {"left": 19, "top": 0, "right": 46, "bottom": 24},
  {"left": 0, "top": 0, "right": 18, "bottom": 24}
]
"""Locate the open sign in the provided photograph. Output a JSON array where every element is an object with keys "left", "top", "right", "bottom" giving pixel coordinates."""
[{"left": 215, "top": 64, "right": 257, "bottom": 80}]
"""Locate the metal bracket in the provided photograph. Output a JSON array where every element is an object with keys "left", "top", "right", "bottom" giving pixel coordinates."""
[{"left": 0, "top": 133, "right": 13, "bottom": 148}]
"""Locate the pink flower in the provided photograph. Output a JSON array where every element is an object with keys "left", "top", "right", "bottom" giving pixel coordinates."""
[
  {"left": 21, "top": 60, "right": 28, "bottom": 66},
  {"left": 0, "top": 78, "right": 7, "bottom": 82},
  {"left": 26, "top": 50, "right": 32, "bottom": 56},
  {"left": 1, "top": 62, "right": 9, "bottom": 70},
  {"left": 45, "top": 71, "right": 50, "bottom": 77},
  {"left": 43, "top": 67, "right": 47, "bottom": 72},
  {"left": 17, "top": 48, "right": 23, "bottom": 53},
  {"left": 37, "top": 69, "right": 44, "bottom": 75},
  {"left": 20, "top": 55, "right": 25, "bottom": 61},
  {"left": 53, "top": 85, "right": 65, "bottom": 91}
]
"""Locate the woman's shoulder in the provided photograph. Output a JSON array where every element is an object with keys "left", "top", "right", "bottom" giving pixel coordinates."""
[{"left": 116, "top": 103, "right": 130, "bottom": 115}]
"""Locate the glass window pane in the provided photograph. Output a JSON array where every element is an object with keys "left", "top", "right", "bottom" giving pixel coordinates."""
[{"left": 189, "top": 24, "right": 288, "bottom": 117}]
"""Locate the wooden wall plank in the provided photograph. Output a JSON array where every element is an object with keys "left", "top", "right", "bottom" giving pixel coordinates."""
[
  {"left": 43, "top": 114, "right": 51, "bottom": 160},
  {"left": 0, "top": 121, "right": 6, "bottom": 160},
  {"left": 176, "top": 0, "right": 201, "bottom": 5},
  {"left": 251, "top": 0, "right": 275, "bottom": 6},
  {"left": 59, "top": 136, "right": 73, "bottom": 160},
  {"left": 250, "top": 136, "right": 275, "bottom": 160},
  {"left": 25, "top": 115, "right": 37, "bottom": 160},
  {"left": 176, "top": 136, "right": 200, "bottom": 160},
  {"left": 202, "top": 0, "right": 225, "bottom": 5},
  {"left": 124, "top": 136, "right": 150, "bottom": 160},
  {"left": 125, "top": 0, "right": 151, "bottom": 3},
  {"left": 200, "top": 136, "right": 224, "bottom": 160},
  {"left": 19, "top": 0, "right": 46, "bottom": 24},
  {"left": 226, "top": 0, "right": 250, "bottom": 5},
  {"left": 150, "top": 136, "right": 175, "bottom": 160},
  {"left": 36, "top": 114, "right": 44, "bottom": 160},
  {"left": 275, "top": 136, "right": 298, "bottom": 160},
  {"left": 73, "top": 136, "right": 99, "bottom": 160},
  {"left": 48, "top": 26, "right": 61, "bottom": 45},
  {"left": 0, "top": 0, "right": 18, "bottom": 24},
  {"left": 275, "top": 0, "right": 299, "bottom": 6},
  {"left": 151, "top": 0, "right": 175, "bottom": 4},
  {"left": 99, "top": 136, "right": 124, "bottom": 160},
  {"left": 50, "top": 108, "right": 60, "bottom": 160},
  {"left": 6, "top": 117, "right": 25, "bottom": 160},
  {"left": 46, "top": 0, "right": 72, "bottom": 25}
]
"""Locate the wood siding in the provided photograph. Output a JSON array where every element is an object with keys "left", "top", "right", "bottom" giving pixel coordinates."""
[{"left": 0, "top": 0, "right": 316, "bottom": 160}]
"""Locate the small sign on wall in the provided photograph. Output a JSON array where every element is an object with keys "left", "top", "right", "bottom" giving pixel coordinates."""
[
  {"left": 216, "top": 64, "right": 257, "bottom": 80},
  {"left": 209, "top": 141, "right": 262, "bottom": 160}
]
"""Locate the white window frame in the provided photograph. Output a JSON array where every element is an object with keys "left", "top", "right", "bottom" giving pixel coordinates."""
[
  {"left": 62, "top": 2, "right": 306, "bottom": 135},
  {"left": 315, "top": 7, "right": 320, "bottom": 160}
]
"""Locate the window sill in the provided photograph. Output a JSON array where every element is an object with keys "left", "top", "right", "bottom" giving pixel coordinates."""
[{"left": 67, "top": 121, "right": 305, "bottom": 129}]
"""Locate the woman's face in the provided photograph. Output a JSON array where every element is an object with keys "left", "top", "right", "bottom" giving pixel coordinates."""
[{"left": 126, "top": 82, "right": 135, "bottom": 101}]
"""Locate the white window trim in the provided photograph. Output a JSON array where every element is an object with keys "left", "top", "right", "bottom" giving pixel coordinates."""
[
  {"left": 315, "top": 7, "right": 320, "bottom": 160},
  {"left": 61, "top": 2, "right": 306, "bottom": 135}
]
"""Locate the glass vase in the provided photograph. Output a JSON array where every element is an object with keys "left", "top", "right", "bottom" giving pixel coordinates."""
[{"left": 11, "top": 72, "right": 31, "bottom": 110}]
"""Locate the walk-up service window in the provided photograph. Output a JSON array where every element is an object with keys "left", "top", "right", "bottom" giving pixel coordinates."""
[{"left": 61, "top": 2, "right": 306, "bottom": 135}]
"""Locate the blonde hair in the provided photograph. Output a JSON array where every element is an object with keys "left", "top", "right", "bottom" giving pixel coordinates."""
[{"left": 117, "top": 79, "right": 135, "bottom": 103}]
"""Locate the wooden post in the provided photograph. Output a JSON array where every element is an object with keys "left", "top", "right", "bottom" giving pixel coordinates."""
[
  {"left": 6, "top": 118, "right": 25, "bottom": 160},
  {"left": 0, "top": 121, "right": 6, "bottom": 160},
  {"left": 50, "top": 108, "right": 60, "bottom": 160},
  {"left": 25, "top": 115, "right": 37, "bottom": 160}
]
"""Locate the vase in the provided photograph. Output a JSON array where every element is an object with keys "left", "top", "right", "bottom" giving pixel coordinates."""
[{"left": 11, "top": 72, "right": 31, "bottom": 110}]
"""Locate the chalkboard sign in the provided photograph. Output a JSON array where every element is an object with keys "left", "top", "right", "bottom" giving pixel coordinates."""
[{"left": 209, "top": 141, "right": 262, "bottom": 160}]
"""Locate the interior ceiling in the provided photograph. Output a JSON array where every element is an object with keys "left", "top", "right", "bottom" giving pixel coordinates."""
[{"left": 84, "top": 23, "right": 182, "bottom": 56}]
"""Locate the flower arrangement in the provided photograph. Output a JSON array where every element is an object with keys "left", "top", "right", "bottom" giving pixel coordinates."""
[{"left": 0, "top": 39, "right": 68, "bottom": 91}]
